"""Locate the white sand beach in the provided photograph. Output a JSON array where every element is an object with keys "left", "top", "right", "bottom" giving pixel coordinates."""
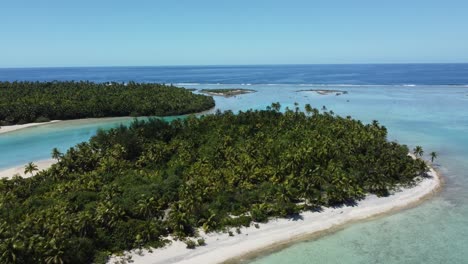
[
  {"left": 0, "top": 120, "right": 60, "bottom": 135},
  {"left": 0, "top": 144, "right": 441, "bottom": 264},
  {"left": 111, "top": 167, "right": 441, "bottom": 264},
  {"left": 0, "top": 159, "right": 56, "bottom": 179}
]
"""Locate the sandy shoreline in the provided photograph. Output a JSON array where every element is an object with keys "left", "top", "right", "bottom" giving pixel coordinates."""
[
  {"left": 200, "top": 89, "right": 257, "bottom": 97},
  {"left": 0, "top": 159, "right": 56, "bottom": 179},
  {"left": 111, "top": 167, "right": 441, "bottom": 264},
  {"left": 0, "top": 110, "right": 217, "bottom": 136},
  {"left": 0, "top": 121, "right": 61, "bottom": 135},
  {"left": 296, "top": 89, "right": 348, "bottom": 95},
  {"left": 0, "top": 126, "right": 442, "bottom": 264}
]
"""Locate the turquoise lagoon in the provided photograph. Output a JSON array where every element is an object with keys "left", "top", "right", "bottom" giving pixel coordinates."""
[{"left": 1, "top": 84, "right": 468, "bottom": 263}]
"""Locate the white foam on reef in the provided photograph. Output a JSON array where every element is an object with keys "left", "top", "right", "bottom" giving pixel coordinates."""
[{"left": 174, "top": 83, "right": 201, "bottom": 86}]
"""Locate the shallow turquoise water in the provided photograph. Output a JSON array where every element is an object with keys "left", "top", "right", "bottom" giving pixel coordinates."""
[
  {"left": 0, "top": 117, "right": 136, "bottom": 169},
  {"left": 195, "top": 85, "right": 468, "bottom": 263},
  {"left": 220, "top": 85, "right": 467, "bottom": 264},
  {"left": 0, "top": 116, "right": 183, "bottom": 169},
  {"left": 1, "top": 84, "right": 467, "bottom": 263}
]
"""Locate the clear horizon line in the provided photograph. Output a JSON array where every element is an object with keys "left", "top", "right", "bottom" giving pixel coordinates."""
[{"left": 1, "top": 62, "right": 468, "bottom": 70}]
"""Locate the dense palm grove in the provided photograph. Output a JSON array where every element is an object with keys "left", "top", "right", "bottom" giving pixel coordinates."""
[
  {"left": 0, "top": 104, "right": 428, "bottom": 263},
  {"left": 0, "top": 81, "right": 215, "bottom": 125}
]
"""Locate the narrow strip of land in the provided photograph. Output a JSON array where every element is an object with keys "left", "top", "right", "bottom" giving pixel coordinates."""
[
  {"left": 0, "top": 81, "right": 215, "bottom": 125},
  {"left": 296, "top": 89, "right": 348, "bottom": 95},
  {"left": 199, "top": 88, "right": 256, "bottom": 97},
  {"left": 0, "top": 121, "right": 60, "bottom": 135}
]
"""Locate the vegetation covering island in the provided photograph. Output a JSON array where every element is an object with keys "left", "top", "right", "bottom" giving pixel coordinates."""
[
  {"left": 0, "top": 104, "right": 430, "bottom": 263},
  {"left": 297, "top": 89, "right": 348, "bottom": 96},
  {"left": 200, "top": 88, "right": 256, "bottom": 97},
  {"left": 0, "top": 81, "right": 215, "bottom": 125}
]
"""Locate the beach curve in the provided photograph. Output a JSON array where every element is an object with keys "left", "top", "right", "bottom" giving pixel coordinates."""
[
  {"left": 111, "top": 166, "right": 442, "bottom": 264},
  {"left": 0, "top": 159, "right": 56, "bottom": 179},
  {"left": 0, "top": 120, "right": 61, "bottom": 135}
]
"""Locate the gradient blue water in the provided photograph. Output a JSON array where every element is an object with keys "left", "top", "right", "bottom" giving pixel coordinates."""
[
  {"left": 0, "top": 116, "right": 182, "bottom": 169},
  {"left": 239, "top": 85, "right": 468, "bottom": 264},
  {"left": 1, "top": 65, "right": 468, "bottom": 263},
  {"left": 1, "top": 64, "right": 468, "bottom": 85},
  {"left": 0, "top": 118, "right": 134, "bottom": 169}
]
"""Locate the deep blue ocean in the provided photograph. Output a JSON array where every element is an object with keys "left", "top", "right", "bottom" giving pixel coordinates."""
[
  {"left": 1, "top": 64, "right": 468, "bottom": 263},
  {"left": 1, "top": 64, "right": 468, "bottom": 85}
]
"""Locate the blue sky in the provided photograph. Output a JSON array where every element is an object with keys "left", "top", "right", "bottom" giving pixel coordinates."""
[{"left": 1, "top": 0, "right": 467, "bottom": 67}]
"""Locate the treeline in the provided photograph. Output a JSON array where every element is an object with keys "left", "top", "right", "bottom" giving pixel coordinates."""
[
  {"left": 0, "top": 81, "right": 215, "bottom": 125},
  {"left": 0, "top": 104, "right": 428, "bottom": 263}
]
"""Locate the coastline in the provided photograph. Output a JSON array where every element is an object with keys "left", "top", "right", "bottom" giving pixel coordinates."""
[
  {"left": 0, "top": 108, "right": 217, "bottom": 136},
  {"left": 199, "top": 89, "right": 257, "bottom": 97},
  {"left": 296, "top": 89, "right": 348, "bottom": 95},
  {"left": 0, "top": 116, "right": 443, "bottom": 263},
  {"left": 0, "top": 112, "right": 218, "bottom": 178},
  {"left": 112, "top": 167, "right": 441, "bottom": 264},
  {"left": 0, "top": 120, "right": 61, "bottom": 135},
  {"left": 0, "top": 159, "right": 56, "bottom": 179}
]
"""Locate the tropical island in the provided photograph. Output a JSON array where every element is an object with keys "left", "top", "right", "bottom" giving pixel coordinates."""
[
  {"left": 199, "top": 88, "right": 256, "bottom": 97},
  {"left": 297, "top": 89, "right": 348, "bottom": 96},
  {"left": 0, "top": 81, "right": 215, "bottom": 126},
  {"left": 0, "top": 103, "right": 439, "bottom": 264}
]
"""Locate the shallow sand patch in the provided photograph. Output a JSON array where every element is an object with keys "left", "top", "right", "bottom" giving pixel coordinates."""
[
  {"left": 200, "top": 89, "right": 257, "bottom": 97},
  {"left": 296, "top": 89, "right": 348, "bottom": 95}
]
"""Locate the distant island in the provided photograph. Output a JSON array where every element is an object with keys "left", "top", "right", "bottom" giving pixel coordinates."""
[
  {"left": 0, "top": 103, "right": 434, "bottom": 263},
  {"left": 0, "top": 81, "right": 215, "bottom": 126},
  {"left": 297, "top": 89, "right": 348, "bottom": 96},
  {"left": 200, "top": 88, "right": 256, "bottom": 97}
]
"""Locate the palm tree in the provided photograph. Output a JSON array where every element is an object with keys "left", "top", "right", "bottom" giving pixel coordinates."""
[
  {"left": 51, "top": 148, "right": 62, "bottom": 161},
  {"left": 304, "top": 104, "right": 313, "bottom": 115},
  {"left": 137, "top": 195, "right": 159, "bottom": 219},
  {"left": 0, "top": 237, "right": 21, "bottom": 263},
  {"left": 372, "top": 120, "right": 379, "bottom": 127},
  {"left": 24, "top": 162, "right": 38, "bottom": 176},
  {"left": 413, "top": 146, "right": 424, "bottom": 158},
  {"left": 430, "top": 151, "right": 438, "bottom": 163},
  {"left": 76, "top": 211, "right": 94, "bottom": 237},
  {"left": 293, "top": 102, "right": 300, "bottom": 112},
  {"left": 271, "top": 102, "right": 281, "bottom": 112}
]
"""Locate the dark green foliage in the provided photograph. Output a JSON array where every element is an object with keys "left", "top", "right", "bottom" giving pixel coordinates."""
[
  {"left": 0, "top": 81, "right": 214, "bottom": 125},
  {"left": 200, "top": 88, "right": 256, "bottom": 97},
  {"left": 197, "top": 238, "right": 206, "bottom": 246},
  {"left": 92, "top": 251, "right": 110, "bottom": 264},
  {"left": 0, "top": 105, "right": 428, "bottom": 263},
  {"left": 34, "top": 116, "right": 51, "bottom": 123},
  {"left": 185, "top": 239, "right": 196, "bottom": 249}
]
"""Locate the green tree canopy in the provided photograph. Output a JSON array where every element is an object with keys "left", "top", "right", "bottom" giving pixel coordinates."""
[
  {"left": 0, "top": 81, "right": 215, "bottom": 125},
  {"left": 0, "top": 104, "right": 428, "bottom": 263}
]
